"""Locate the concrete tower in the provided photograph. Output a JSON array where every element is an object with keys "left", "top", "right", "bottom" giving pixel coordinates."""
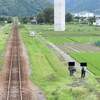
[{"left": 54, "top": 0, "right": 65, "bottom": 31}]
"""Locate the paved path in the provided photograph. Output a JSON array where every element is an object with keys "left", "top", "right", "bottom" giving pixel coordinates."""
[{"left": 47, "top": 42, "right": 94, "bottom": 76}]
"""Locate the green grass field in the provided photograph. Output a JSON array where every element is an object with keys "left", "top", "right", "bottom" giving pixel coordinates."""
[
  {"left": 70, "top": 37, "right": 100, "bottom": 43},
  {"left": 69, "top": 52, "right": 100, "bottom": 76},
  {"left": 0, "top": 24, "right": 11, "bottom": 69},
  {"left": 20, "top": 25, "right": 74, "bottom": 99},
  {"left": 25, "top": 24, "right": 100, "bottom": 34},
  {"left": 24, "top": 24, "right": 100, "bottom": 75},
  {"left": 45, "top": 37, "right": 100, "bottom": 44},
  {"left": 45, "top": 37, "right": 74, "bottom": 44},
  {"left": 20, "top": 25, "right": 100, "bottom": 100}
]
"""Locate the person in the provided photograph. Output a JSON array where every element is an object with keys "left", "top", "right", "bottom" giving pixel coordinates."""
[
  {"left": 68, "top": 66, "right": 76, "bottom": 76},
  {"left": 81, "top": 66, "right": 86, "bottom": 78}
]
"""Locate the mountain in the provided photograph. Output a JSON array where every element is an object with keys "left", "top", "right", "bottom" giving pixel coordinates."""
[
  {"left": 0, "top": 0, "right": 100, "bottom": 16},
  {"left": 0, "top": 0, "right": 52, "bottom": 16},
  {"left": 51, "top": 0, "right": 100, "bottom": 14},
  {"left": 66, "top": 0, "right": 100, "bottom": 14}
]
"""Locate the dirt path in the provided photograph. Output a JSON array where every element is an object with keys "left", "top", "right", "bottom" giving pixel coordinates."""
[
  {"left": 46, "top": 42, "right": 94, "bottom": 75},
  {"left": 56, "top": 43, "right": 100, "bottom": 53}
]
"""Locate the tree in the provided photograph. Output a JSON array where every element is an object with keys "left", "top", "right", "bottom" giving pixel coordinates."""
[
  {"left": 18, "top": 17, "right": 30, "bottom": 24},
  {"left": 88, "top": 16, "right": 96, "bottom": 25},
  {"left": 43, "top": 7, "right": 54, "bottom": 24},
  {"left": 65, "top": 13, "right": 73, "bottom": 22},
  {"left": 36, "top": 12, "right": 44, "bottom": 24},
  {"left": 6, "top": 17, "right": 13, "bottom": 23},
  {"left": 0, "top": 16, "right": 6, "bottom": 21}
]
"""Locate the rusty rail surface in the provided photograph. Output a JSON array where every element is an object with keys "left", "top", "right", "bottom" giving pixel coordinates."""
[{"left": 6, "top": 24, "right": 22, "bottom": 100}]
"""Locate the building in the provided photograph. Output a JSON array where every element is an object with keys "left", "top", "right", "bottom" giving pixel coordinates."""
[
  {"left": 73, "top": 11, "right": 94, "bottom": 18},
  {"left": 30, "top": 20, "right": 37, "bottom": 24},
  {"left": 93, "top": 18, "right": 100, "bottom": 26}
]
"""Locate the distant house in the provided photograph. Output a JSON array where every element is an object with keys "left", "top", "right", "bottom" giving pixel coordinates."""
[
  {"left": 93, "top": 18, "right": 100, "bottom": 26},
  {"left": 73, "top": 11, "right": 94, "bottom": 18},
  {"left": 30, "top": 20, "right": 37, "bottom": 24}
]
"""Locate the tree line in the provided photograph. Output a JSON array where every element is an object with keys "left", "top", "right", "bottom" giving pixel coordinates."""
[
  {"left": 0, "top": 16, "right": 13, "bottom": 25},
  {"left": 18, "top": 7, "right": 73, "bottom": 24},
  {"left": 0, "top": 7, "right": 96, "bottom": 25},
  {"left": 18, "top": 7, "right": 97, "bottom": 25}
]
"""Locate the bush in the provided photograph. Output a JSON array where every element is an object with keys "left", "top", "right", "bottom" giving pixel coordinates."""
[{"left": 95, "top": 41, "right": 100, "bottom": 46}]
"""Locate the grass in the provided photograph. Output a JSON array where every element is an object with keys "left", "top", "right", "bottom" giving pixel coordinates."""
[
  {"left": 24, "top": 24, "right": 100, "bottom": 44},
  {"left": 45, "top": 36, "right": 100, "bottom": 44},
  {"left": 70, "top": 37, "right": 100, "bottom": 43},
  {"left": 45, "top": 37, "right": 74, "bottom": 44},
  {"left": 25, "top": 23, "right": 100, "bottom": 76},
  {"left": 38, "top": 30, "right": 100, "bottom": 34},
  {"left": 20, "top": 25, "right": 73, "bottom": 99},
  {"left": 25, "top": 24, "right": 100, "bottom": 34},
  {"left": 0, "top": 24, "right": 11, "bottom": 69},
  {"left": 20, "top": 25, "right": 100, "bottom": 100},
  {"left": 69, "top": 52, "right": 100, "bottom": 76}
]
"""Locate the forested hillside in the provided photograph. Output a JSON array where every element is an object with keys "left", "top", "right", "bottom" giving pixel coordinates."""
[
  {"left": 0, "top": 0, "right": 52, "bottom": 16},
  {"left": 51, "top": 0, "right": 100, "bottom": 14},
  {"left": 0, "top": 0, "right": 100, "bottom": 16},
  {"left": 66, "top": 0, "right": 100, "bottom": 14}
]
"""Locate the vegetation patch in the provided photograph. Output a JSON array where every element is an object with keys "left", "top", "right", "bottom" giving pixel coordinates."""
[
  {"left": 31, "top": 24, "right": 100, "bottom": 34},
  {"left": 0, "top": 24, "right": 11, "bottom": 69},
  {"left": 20, "top": 25, "right": 100, "bottom": 100},
  {"left": 45, "top": 36, "right": 100, "bottom": 44},
  {"left": 95, "top": 41, "right": 100, "bottom": 47}
]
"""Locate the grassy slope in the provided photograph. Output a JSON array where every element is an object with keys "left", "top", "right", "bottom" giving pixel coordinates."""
[
  {"left": 0, "top": 24, "right": 11, "bottom": 69},
  {"left": 20, "top": 25, "right": 74, "bottom": 99},
  {"left": 20, "top": 25, "right": 100, "bottom": 100}
]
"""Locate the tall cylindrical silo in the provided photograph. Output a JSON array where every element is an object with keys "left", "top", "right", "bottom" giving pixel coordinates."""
[{"left": 54, "top": 0, "right": 65, "bottom": 31}]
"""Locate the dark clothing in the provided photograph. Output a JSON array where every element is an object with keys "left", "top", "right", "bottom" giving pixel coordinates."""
[
  {"left": 68, "top": 66, "right": 76, "bottom": 76},
  {"left": 81, "top": 66, "right": 86, "bottom": 78},
  {"left": 81, "top": 70, "right": 86, "bottom": 78}
]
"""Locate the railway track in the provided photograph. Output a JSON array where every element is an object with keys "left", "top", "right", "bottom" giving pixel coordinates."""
[
  {"left": 6, "top": 24, "right": 22, "bottom": 100},
  {"left": 0, "top": 22, "right": 45, "bottom": 100}
]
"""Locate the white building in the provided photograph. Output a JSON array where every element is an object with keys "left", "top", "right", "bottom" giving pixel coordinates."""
[
  {"left": 93, "top": 18, "right": 100, "bottom": 26},
  {"left": 73, "top": 11, "right": 94, "bottom": 18},
  {"left": 30, "top": 19, "right": 37, "bottom": 24}
]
